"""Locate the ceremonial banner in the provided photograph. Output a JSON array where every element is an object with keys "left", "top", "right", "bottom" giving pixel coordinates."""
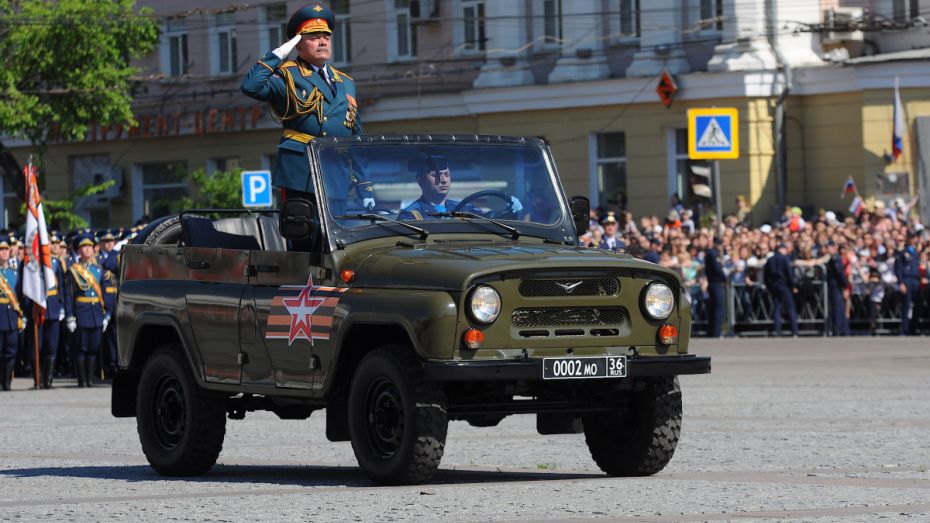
[
  {"left": 892, "top": 77, "right": 906, "bottom": 161},
  {"left": 22, "top": 163, "right": 56, "bottom": 310}
]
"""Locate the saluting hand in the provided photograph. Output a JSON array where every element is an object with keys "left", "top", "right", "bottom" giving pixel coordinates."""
[{"left": 273, "top": 34, "right": 303, "bottom": 60}]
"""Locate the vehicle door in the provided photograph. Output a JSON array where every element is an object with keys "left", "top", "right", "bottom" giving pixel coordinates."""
[
  {"left": 184, "top": 246, "right": 249, "bottom": 384},
  {"left": 248, "top": 250, "right": 323, "bottom": 391}
]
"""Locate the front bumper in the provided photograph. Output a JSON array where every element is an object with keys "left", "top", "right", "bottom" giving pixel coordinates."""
[{"left": 421, "top": 354, "right": 711, "bottom": 382}]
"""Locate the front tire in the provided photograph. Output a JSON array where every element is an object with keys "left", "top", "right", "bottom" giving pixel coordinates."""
[
  {"left": 136, "top": 346, "right": 227, "bottom": 476},
  {"left": 348, "top": 346, "right": 448, "bottom": 484},
  {"left": 583, "top": 376, "right": 682, "bottom": 476}
]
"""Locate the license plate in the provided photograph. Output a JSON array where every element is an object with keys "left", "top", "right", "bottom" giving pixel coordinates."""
[{"left": 542, "top": 356, "right": 627, "bottom": 380}]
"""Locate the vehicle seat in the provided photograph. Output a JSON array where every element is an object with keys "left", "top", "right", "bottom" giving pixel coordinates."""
[{"left": 181, "top": 215, "right": 261, "bottom": 251}]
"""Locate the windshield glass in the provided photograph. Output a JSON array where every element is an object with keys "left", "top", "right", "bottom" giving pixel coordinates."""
[{"left": 316, "top": 143, "right": 565, "bottom": 232}]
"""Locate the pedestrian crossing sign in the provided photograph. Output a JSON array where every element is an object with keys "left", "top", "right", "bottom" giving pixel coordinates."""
[{"left": 688, "top": 108, "right": 739, "bottom": 160}]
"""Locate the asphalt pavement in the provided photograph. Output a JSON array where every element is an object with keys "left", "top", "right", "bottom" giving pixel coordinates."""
[{"left": 1, "top": 337, "right": 929, "bottom": 522}]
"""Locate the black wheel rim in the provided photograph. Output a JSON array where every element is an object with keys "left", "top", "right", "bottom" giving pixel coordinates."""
[
  {"left": 364, "top": 377, "right": 404, "bottom": 458},
  {"left": 151, "top": 373, "right": 186, "bottom": 450}
]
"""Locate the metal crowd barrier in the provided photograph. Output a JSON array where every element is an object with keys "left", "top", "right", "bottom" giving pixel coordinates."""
[{"left": 688, "top": 263, "right": 923, "bottom": 337}]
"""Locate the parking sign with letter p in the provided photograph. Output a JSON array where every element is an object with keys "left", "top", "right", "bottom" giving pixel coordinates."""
[{"left": 241, "top": 170, "right": 273, "bottom": 207}]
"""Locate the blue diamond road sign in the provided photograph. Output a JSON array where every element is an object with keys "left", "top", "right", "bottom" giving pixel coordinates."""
[{"left": 241, "top": 170, "right": 272, "bottom": 207}]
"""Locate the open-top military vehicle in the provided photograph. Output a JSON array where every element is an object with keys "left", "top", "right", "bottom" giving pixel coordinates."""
[{"left": 113, "top": 135, "right": 710, "bottom": 484}]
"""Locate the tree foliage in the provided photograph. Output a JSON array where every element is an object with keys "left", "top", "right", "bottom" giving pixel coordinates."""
[
  {"left": 179, "top": 169, "right": 244, "bottom": 211},
  {"left": 0, "top": 0, "right": 158, "bottom": 152}
]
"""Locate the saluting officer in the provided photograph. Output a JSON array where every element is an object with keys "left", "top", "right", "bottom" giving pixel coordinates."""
[
  {"left": 240, "top": 3, "right": 374, "bottom": 208},
  {"left": 895, "top": 231, "right": 922, "bottom": 335},
  {"left": 97, "top": 230, "right": 119, "bottom": 377},
  {"left": 64, "top": 234, "right": 109, "bottom": 388},
  {"left": 0, "top": 239, "right": 24, "bottom": 391}
]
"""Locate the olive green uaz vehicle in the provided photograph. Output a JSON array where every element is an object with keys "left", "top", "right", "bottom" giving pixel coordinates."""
[{"left": 113, "top": 135, "right": 710, "bottom": 484}]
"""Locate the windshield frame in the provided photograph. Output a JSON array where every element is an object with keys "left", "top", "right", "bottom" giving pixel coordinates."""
[{"left": 307, "top": 135, "right": 577, "bottom": 250}]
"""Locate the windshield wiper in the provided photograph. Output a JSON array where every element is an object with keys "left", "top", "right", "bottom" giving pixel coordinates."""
[
  {"left": 427, "top": 211, "right": 520, "bottom": 239},
  {"left": 334, "top": 213, "right": 429, "bottom": 240}
]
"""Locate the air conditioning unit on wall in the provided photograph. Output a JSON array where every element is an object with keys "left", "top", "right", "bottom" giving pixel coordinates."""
[{"left": 823, "top": 7, "right": 865, "bottom": 44}]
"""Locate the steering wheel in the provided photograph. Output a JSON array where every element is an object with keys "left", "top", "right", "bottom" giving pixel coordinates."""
[{"left": 452, "top": 190, "right": 515, "bottom": 218}]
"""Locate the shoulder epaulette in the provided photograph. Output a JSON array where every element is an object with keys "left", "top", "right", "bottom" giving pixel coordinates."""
[
  {"left": 280, "top": 60, "right": 298, "bottom": 69},
  {"left": 331, "top": 67, "right": 352, "bottom": 81}
]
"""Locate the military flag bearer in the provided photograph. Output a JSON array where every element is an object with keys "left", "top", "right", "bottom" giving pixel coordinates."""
[{"left": 64, "top": 234, "right": 108, "bottom": 387}]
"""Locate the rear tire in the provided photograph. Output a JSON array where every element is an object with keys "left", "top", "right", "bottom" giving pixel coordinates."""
[
  {"left": 348, "top": 346, "right": 448, "bottom": 484},
  {"left": 142, "top": 215, "right": 183, "bottom": 246},
  {"left": 136, "top": 346, "right": 226, "bottom": 476},
  {"left": 583, "top": 376, "right": 682, "bottom": 476}
]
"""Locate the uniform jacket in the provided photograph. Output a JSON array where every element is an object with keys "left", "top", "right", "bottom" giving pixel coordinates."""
[
  {"left": 25, "top": 256, "right": 66, "bottom": 322},
  {"left": 826, "top": 254, "right": 849, "bottom": 290},
  {"left": 0, "top": 263, "right": 22, "bottom": 332},
  {"left": 763, "top": 252, "right": 795, "bottom": 289},
  {"left": 98, "top": 250, "right": 119, "bottom": 314},
  {"left": 704, "top": 248, "right": 727, "bottom": 284},
  {"left": 895, "top": 247, "right": 921, "bottom": 282},
  {"left": 241, "top": 53, "right": 368, "bottom": 193},
  {"left": 598, "top": 236, "right": 626, "bottom": 253},
  {"left": 64, "top": 259, "right": 107, "bottom": 329},
  {"left": 398, "top": 198, "right": 478, "bottom": 220}
]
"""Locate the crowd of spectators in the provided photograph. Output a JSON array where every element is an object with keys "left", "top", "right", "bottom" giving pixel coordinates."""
[{"left": 579, "top": 194, "right": 929, "bottom": 336}]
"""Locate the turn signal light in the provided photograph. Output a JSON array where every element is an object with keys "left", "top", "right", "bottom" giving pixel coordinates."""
[
  {"left": 463, "top": 328, "right": 485, "bottom": 350},
  {"left": 340, "top": 270, "right": 355, "bottom": 283},
  {"left": 658, "top": 324, "right": 679, "bottom": 345}
]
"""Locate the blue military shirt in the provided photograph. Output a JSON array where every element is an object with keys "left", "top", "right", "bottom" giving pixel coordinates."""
[
  {"left": 241, "top": 52, "right": 369, "bottom": 194},
  {"left": 397, "top": 198, "right": 481, "bottom": 220}
]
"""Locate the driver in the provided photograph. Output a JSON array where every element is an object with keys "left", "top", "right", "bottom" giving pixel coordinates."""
[{"left": 398, "top": 155, "right": 522, "bottom": 220}]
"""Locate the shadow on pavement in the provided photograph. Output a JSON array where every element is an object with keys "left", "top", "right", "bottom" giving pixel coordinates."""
[{"left": 0, "top": 463, "right": 602, "bottom": 488}]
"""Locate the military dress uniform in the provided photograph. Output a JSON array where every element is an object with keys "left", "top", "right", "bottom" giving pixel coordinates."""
[
  {"left": 240, "top": 3, "right": 373, "bottom": 208},
  {"left": 26, "top": 251, "right": 66, "bottom": 388},
  {"left": 0, "top": 245, "right": 23, "bottom": 391},
  {"left": 895, "top": 244, "right": 921, "bottom": 335},
  {"left": 97, "top": 231, "right": 119, "bottom": 376},
  {"left": 64, "top": 235, "right": 109, "bottom": 387}
]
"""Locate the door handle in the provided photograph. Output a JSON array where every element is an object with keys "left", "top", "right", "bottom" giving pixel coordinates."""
[
  {"left": 187, "top": 260, "right": 210, "bottom": 270},
  {"left": 248, "top": 264, "right": 280, "bottom": 275}
]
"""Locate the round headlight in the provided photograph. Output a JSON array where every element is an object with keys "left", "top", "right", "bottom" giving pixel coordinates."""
[
  {"left": 469, "top": 285, "right": 501, "bottom": 323},
  {"left": 643, "top": 283, "right": 674, "bottom": 320}
]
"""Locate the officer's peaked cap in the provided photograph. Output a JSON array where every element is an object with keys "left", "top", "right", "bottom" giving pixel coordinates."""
[
  {"left": 99, "top": 229, "right": 116, "bottom": 241},
  {"left": 76, "top": 233, "right": 96, "bottom": 248},
  {"left": 287, "top": 4, "right": 335, "bottom": 38}
]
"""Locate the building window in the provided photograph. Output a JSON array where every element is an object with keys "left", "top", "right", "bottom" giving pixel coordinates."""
[
  {"left": 893, "top": 0, "right": 921, "bottom": 21},
  {"left": 391, "top": 0, "right": 416, "bottom": 60},
  {"left": 332, "top": 0, "right": 352, "bottom": 65},
  {"left": 0, "top": 177, "right": 18, "bottom": 230},
  {"left": 262, "top": 3, "right": 289, "bottom": 53},
  {"left": 462, "top": 0, "right": 486, "bottom": 51},
  {"left": 670, "top": 129, "right": 711, "bottom": 207},
  {"left": 208, "top": 157, "right": 241, "bottom": 175},
  {"left": 700, "top": 0, "right": 723, "bottom": 31},
  {"left": 619, "top": 0, "right": 640, "bottom": 38},
  {"left": 542, "top": 0, "right": 563, "bottom": 44},
  {"left": 595, "top": 133, "right": 627, "bottom": 210},
  {"left": 214, "top": 11, "right": 238, "bottom": 75},
  {"left": 162, "top": 17, "right": 189, "bottom": 77},
  {"left": 135, "top": 162, "right": 189, "bottom": 220}
]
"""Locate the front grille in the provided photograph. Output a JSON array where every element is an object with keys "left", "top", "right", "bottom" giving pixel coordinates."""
[
  {"left": 519, "top": 278, "right": 619, "bottom": 297},
  {"left": 511, "top": 307, "right": 627, "bottom": 328}
]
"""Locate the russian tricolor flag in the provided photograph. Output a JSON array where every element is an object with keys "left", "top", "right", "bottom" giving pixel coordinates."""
[{"left": 892, "top": 77, "right": 905, "bottom": 161}]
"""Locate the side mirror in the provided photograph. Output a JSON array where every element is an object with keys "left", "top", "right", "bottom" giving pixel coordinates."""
[
  {"left": 279, "top": 198, "right": 314, "bottom": 240},
  {"left": 569, "top": 196, "right": 590, "bottom": 236}
]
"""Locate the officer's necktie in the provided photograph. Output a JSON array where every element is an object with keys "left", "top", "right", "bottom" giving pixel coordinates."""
[{"left": 322, "top": 67, "right": 336, "bottom": 96}]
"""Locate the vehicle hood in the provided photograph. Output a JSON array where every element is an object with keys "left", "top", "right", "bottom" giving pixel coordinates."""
[{"left": 347, "top": 241, "right": 679, "bottom": 291}]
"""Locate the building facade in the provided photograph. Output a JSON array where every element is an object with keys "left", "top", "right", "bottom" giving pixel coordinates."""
[{"left": 5, "top": 0, "right": 930, "bottom": 228}]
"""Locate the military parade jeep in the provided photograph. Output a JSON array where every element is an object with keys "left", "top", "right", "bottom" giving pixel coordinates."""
[{"left": 112, "top": 135, "right": 710, "bottom": 484}]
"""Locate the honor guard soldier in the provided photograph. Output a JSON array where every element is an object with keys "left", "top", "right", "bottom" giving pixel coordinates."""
[
  {"left": 64, "top": 233, "right": 109, "bottom": 387},
  {"left": 240, "top": 3, "right": 375, "bottom": 211},
  {"left": 0, "top": 239, "right": 24, "bottom": 391},
  {"left": 97, "top": 230, "right": 119, "bottom": 376}
]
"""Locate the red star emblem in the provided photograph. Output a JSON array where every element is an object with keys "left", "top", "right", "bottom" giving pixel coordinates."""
[{"left": 282, "top": 276, "right": 325, "bottom": 346}]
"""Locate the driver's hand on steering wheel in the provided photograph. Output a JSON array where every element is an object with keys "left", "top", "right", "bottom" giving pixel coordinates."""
[
  {"left": 363, "top": 198, "right": 376, "bottom": 209},
  {"left": 510, "top": 196, "right": 523, "bottom": 214}
]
